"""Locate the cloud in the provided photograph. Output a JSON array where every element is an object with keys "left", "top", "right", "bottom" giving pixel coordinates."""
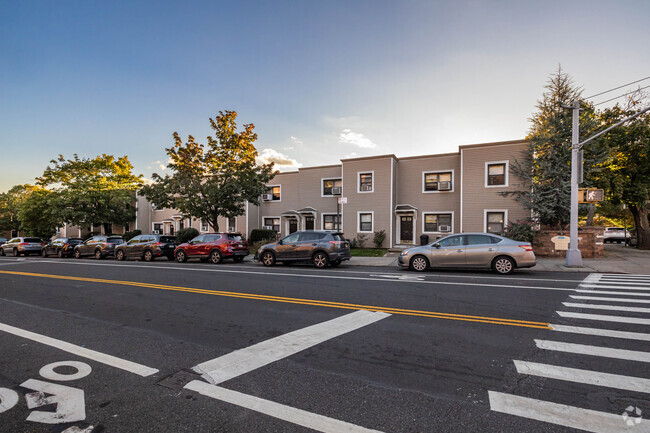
[
  {"left": 290, "top": 136, "right": 303, "bottom": 145},
  {"left": 338, "top": 129, "right": 377, "bottom": 149},
  {"left": 257, "top": 148, "right": 302, "bottom": 171}
]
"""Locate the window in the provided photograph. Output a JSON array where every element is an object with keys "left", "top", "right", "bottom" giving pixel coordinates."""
[
  {"left": 153, "top": 223, "right": 163, "bottom": 233},
  {"left": 486, "top": 211, "right": 506, "bottom": 234},
  {"left": 299, "top": 232, "right": 323, "bottom": 242},
  {"left": 358, "top": 172, "right": 373, "bottom": 192},
  {"left": 423, "top": 171, "right": 453, "bottom": 192},
  {"left": 438, "top": 235, "right": 464, "bottom": 247},
  {"left": 263, "top": 217, "right": 280, "bottom": 233},
  {"left": 322, "top": 214, "right": 341, "bottom": 231},
  {"left": 423, "top": 213, "right": 453, "bottom": 232},
  {"left": 227, "top": 217, "right": 236, "bottom": 232},
  {"left": 269, "top": 186, "right": 281, "bottom": 201},
  {"left": 486, "top": 162, "right": 508, "bottom": 187},
  {"left": 200, "top": 219, "right": 209, "bottom": 232},
  {"left": 466, "top": 235, "right": 493, "bottom": 245},
  {"left": 322, "top": 178, "right": 342, "bottom": 196},
  {"left": 282, "top": 233, "right": 300, "bottom": 244},
  {"left": 358, "top": 212, "right": 373, "bottom": 232}
]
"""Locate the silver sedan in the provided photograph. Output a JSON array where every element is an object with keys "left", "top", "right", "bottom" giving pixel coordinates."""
[{"left": 397, "top": 233, "right": 536, "bottom": 274}]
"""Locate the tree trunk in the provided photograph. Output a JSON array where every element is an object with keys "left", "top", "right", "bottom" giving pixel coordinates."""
[
  {"left": 211, "top": 214, "right": 219, "bottom": 232},
  {"left": 586, "top": 204, "right": 595, "bottom": 226},
  {"left": 630, "top": 205, "right": 650, "bottom": 250}
]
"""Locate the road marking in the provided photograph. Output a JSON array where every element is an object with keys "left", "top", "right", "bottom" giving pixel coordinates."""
[
  {"left": 570, "top": 295, "right": 650, "bottom": 304},
  {"left": 39, "top": 361, "right": 92, "bottom": 382},
  {"left": 549, "top": 323, "right": 650, "bottom": 341},
  {"left": 535, "top": 339, "right": 650, "bottom": 363},
  {"left": 194, "top": 310, "right": 390, "bottom": 385},
  {"left": 581, "top": 283, "right": 650, "bottom": 290},
  {"left": 185, "top": 380, "right": 384, "bottom": 433},
  {"left": 576, "top": 289, "right": 650, "bottom": 297},
  {"left": 601, "top": 274, "right": 650, "bottom": 279},
  {"left": 557, "top": 311, "right": 650, "bottom": 325},
  {"left": 21, "top": 262, "right": 578, "bottom": 292},
  {"left": 514, "top": 360, "right": 650, "bottom": 393},
  {"left": 563, "top": 302, "right": 650, "bottom": 314},
  {"left": 0, "top": 388, "right": 19, "bottom": 413},
  {"left": 369, "top": 274, "right": 424, "bottom": 281},
  {"left": 22, "top": 379, "right": 85, "bottom": 424},
  {"left": 488, "top": 391, "right": 649, "bottom": 433},
  {"left": 587, "top": 280, "right": 650, "bottom": 286},
  {"left": 0, "top": 321, "right": 159, "bottom": 377},
  {"left": 0, "top": 271, "right": 552, "bottom": 329}
]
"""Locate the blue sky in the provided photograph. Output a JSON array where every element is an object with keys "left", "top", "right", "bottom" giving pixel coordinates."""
[{"left": 1, "top": 0, "right": 649, "bottom": 192}]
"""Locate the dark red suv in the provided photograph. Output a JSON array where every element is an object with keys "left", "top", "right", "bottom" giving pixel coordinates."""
[{"left": 174, "top": 233, "right": 249, "bottom": 264}]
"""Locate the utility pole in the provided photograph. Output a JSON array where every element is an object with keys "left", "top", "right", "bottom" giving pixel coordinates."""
[{"left": 566, "top": 99, "right": 583, "bottom": 267}]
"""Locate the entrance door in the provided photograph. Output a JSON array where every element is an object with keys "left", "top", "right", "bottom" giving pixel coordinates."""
[
  {"left": 305, "top": 216, "right": 314, "bottom": 230},
  {"left": 400, "top": 216, "right": 413, "bottom": 244},
  {"left": 289, "top": 219, "right": 298, "bottom": 234}
]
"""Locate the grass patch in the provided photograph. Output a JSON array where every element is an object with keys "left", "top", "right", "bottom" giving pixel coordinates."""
[{"left": 350, "top": 248, "right": 388, "bottom": 257}]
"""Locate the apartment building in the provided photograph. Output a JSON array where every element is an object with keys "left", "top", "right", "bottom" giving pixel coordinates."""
[{"left": 134, "top": 139, "right": 529, "bottom": 248}]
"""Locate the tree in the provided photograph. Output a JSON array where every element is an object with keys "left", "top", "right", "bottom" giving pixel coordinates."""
[
  {"left": 17, "top": 186, "right": 63, "bottom": 238},
  {"left": 37, "top": 154, "right": 142, "bottom": 230},
  {"left": 140, "top": 110, "right": 276, "bottom": 231},
  {"left": 509, "top": 67, "right": 606, "bottom": 228},
  {"left": 0, "top": 185, "right": 30, "bottom": 234},
  {"left": 594, "top": 104, "right": 650, "bottom": 249}
]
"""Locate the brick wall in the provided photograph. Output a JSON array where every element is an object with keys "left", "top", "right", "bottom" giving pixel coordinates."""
[{"left": 533, "top": 226, "right": 605, "bottom": 258}]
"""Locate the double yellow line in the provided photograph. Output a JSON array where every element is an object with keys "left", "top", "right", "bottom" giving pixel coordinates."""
[{"left": 0, "top": 270, "right": 551, "bottom": 329}]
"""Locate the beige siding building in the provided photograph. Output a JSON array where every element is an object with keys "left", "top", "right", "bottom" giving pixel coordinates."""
[{"left": 135, "top": 139, "right": 529, "bottom": 248}]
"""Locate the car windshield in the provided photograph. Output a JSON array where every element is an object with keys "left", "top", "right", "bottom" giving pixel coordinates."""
[
  {"left": 25, "top": 238, "right": 42, "bottom": 243},
  {"left": 160, "top": 236, "right": 177, "bottom": 243},
  {"left": 226, "top": 234, "right": 243, "bottom": 242},
  {"left": 107, "top": 237, "right": 124, "bottom": 244},
  {"left": 69, "top": 239, "right": 83, "bottom": 245}
]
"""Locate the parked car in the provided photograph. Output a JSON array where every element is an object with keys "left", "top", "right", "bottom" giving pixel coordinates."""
[
  {"left": 0, "top": 237, "right": 7, "bottom": 246},
  {"left": 0, "top": 237, "right": 45, "bottom": 256},
  {"left": 398, "top": 233, "right": 536, "bottom": 274},
  {"left": 174, "top": 233, "right": 249, "bottom": 264},
  {"left": 73, "top": 235, "right": 125, "bottom": 259},
  {"left": 604, "top": 227, "right": 631, "bottom": 244},
  {"left": 41, "top": 237, "right": 83, "bottom": 258},
  {"left": 258, "top": 231, "right": 351, "bottom": 268},
  {"left": 115, "top": 234, "right": 178, "bottom": 261}
]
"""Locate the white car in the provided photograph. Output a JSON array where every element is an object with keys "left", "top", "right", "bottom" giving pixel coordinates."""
[{"left": 604, "top": 227, "right": 631, "bottom": 244}]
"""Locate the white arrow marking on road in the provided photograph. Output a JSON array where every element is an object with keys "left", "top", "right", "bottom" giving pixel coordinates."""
[
  {"left": 0, "top": 388, "right": 19, "bottom": 413},
  {"left": 62, "top": 426, "right": 95, "bottom": 433},
  {"left": 21, "top": 379, "right": 86, "bottom": 424}
]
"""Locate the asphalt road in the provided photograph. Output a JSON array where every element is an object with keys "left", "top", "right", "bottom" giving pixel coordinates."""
[{"left": 0, "top": 255, "right": 648, "bottom": 432}]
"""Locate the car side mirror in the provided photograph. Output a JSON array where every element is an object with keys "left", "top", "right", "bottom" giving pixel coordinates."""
[
  {"left": 278, "top": 240, "right": 283, "bottom": 245},
  {"left": 433, "top": 243, "right": 440, "bottom": 249}
]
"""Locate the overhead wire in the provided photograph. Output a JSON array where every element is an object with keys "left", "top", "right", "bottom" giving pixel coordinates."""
[
  {"left": 584, "top": 76, "right": 650, "bottom": 99},
  {"left": 592, "top": 84, "right": 650, "bottom": 107}
]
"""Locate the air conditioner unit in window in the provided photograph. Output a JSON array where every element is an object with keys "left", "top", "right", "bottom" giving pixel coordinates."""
[
  {"left": 438, "top": 181, "right": 452, "bottom": 191},
  {"left": 261, "top": 194, "right": 274, "bottom": 201},
  {"left": 331, "top": 187, "right": 342, "bottom": 195},
  {"left": 262, "top": 225, "right": 273, "bottom": 230},
  {"left": 438, "top": 225, "right": 451, "bottom": 232},
  {"left": 153, "top": 230, "right": 161, "bottom": 234},
  {"left": 361, "top": 185, "right": 372, "bottom": 192}
]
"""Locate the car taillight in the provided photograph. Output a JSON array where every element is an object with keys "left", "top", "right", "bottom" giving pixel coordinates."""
[
  {"left": 19, "top": 242, "right": 28, "bottom": 245},
  {"left": 519, "top": 245, "right": 533, "bottom": 252},
  {"left": 329, "top": 241, "right": 344, "bottom": 245},
  {"left": 154, "top": 242, "right": 162, "bottom": 246}
]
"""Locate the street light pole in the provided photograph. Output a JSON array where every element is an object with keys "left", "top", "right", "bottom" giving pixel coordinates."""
[{"left": 566, "top": 99, "right": 583, "bottom": 267}]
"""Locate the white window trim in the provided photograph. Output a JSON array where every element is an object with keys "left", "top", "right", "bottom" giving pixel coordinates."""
[
  {"left": 267, "top": 185, "right": 282, "bottom": 202},
  {"left": 151, "top": 222, "right": 164, "bottom": 233},
  {"left": 422, "top": 211, "right": 455, "bottom": 234},
  {"left": 321, "top": 178, "right": 343, "bottom": 197},
  {"left": 227, "top": 217, "right": 237, "bottom": 233},
  {"left": 200, "top": 219, "right": 209, "bottom": 233},
  {"left": 422, "top": 169, "right": 455, "bottom": 193},
  {"left": 262, "top": 216, "right": 282, "bottom": 235},
  {"left": 484, "top": 209, "right": 508, "bottom": 233},
  {"left": 321, "top": 212, "right": 341, "bottom": 230},
  {"left": 357, "top": 171, "right": 374, "bottom": 193},
  {"left": 357, "top": 211, "right": 374, "bottom": 233},
  {"left": 485, "top": 160, "right": 509, "bottom": 188}
]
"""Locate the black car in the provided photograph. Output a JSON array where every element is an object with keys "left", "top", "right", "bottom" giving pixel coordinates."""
[
  {"left": 74, "top": 235, "right": 125, "bottom": 259},
  {"left": 41, "top": 237, "right": 83, "bottom": 258},
  {"left": 258, "top": 231, "right": 351, "bottom": 268},
  {"left": 115, "top": 234, "right": 178, "bottom": 261}
]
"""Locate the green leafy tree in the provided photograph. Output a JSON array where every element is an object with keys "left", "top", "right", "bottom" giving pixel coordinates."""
[
  {"left": 37, "top": 154, "right": 142, "bottom": 230},
  {"left": 594, "top": 104, "right": 650, "bottom": 249},
  {"left": 509, "top": 67, "right": 605, "bottom": 228},
  {"left": 17, "top": 186, "right": 63, "bottom": 238},
  {"left": 140, "top": 110, "right": 276, "bottom": 231},
  {"left": 0, "top": 185, "right": 30, "bottom": 234}
]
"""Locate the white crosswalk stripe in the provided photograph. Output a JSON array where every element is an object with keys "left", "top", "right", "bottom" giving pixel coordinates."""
[
  {"left": 535, "top": 339, "right": 650, "bottom": 362},
  {"left": 550, "top": 323, "right": 650, "bottom": 341},
  {"left": 570, "top": 295, "right": 650, "bottom": 304},
  {"left": 562, "top": 302, "right": 650, "bottom": 314},
  {"left": 556, "top": 310, "right": 650, "bottom": 325},
  {"left": 576, "top": 288, "right": 650, "bottom": 296},
  {"left": 581, "top": 283, "right": 650, "bottom": 290}
]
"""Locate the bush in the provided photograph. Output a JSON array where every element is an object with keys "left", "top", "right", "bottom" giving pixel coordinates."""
[
  {"left": 373, "top": 230, "right": 386, "bottom": 248},
  {"left": 123, "top": 229, "right": 141, "bottom": 241},
  {"left": 349, "top": 238, "right": 358, "bottom": 249},
  {"left": 355, "top": 233, "right": 368, "bottom": 248},
  {"left": 249, "top": 229, "right": 278, "bottom": 243},
  {"left": 176, "top": 227, "right": 200, "bottom": 243},
  {"left": 502, "top": 220, "right": 537, "bottom": 243}
]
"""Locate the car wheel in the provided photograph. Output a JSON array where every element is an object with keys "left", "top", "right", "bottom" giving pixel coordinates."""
[
  {"left": 74, "top": 249, "right": 81, "bottom": 259},
  {"left": 313, "top": 252, "right": 329, "bottom": 268},
  {"left": 233, "top": 256, "right": 244, "bottom": 263},
  {"left": 0, "top": 248, "right": 5, "bottom": 256},
  {"left": 409, "top": 255, "right": 429, "bottom": 272},
  {"left": 116, "top": 250, "right": 125, "bottom": 261},
  {"left": 57, "top": 249, "right": 64, "bottom": 258},
  {"left": 261, "top": 251, "right": 276, "bottom": 266},
  {"left": 94, "top": 249, "right": 103, "bottom": 260},
  {"left": 41, "top": 249, "right": 48, "bottom": 258},
  {"left": 175, "top": 250, "right": 187, "bottom": 263},
  {"left": 210, "top": 249, "right": 223, "bottom": 264},
  {"left": 492, "top": 256, "right": 515, "bottom": 275},
  {"left": 143, "top": 250, "right": 154, "bottom": 262},
  {"left": 13, "top": 249, "right": 20, "bottom": 257}
]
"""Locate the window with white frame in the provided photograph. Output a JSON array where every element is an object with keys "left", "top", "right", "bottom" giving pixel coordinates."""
[
  {"left": 486, "top": 162, "right": 508, "bottom": 187},
  {"left": 269, "top": 186, "right": 281, "bottom": 200},
  {"left": 358, "top": 172, "right": 373, "bottom": 192},
  {"left": 200, "top": 219, "right": 209, "bottom": 232},
  {"left": 358, "top": 212, "right": 373, "bottom": 232},
  {"left": 423, "top": 171, "right": 453, "bottom": 192},
  {"left": 263, "top": 217, "right": 280, "bottom": 232},
  {"left": 322, "top": 179, "right": 342, "bottom": 196},
  {"left": 153, "top": 223, "right": 163, "bottom": 234},
  {"left": 322, "top": 214, "right": 341, "bottom": 231},
  {"left": 486, "top": 211, "right": 506, "bottom": 234},
  {"left": 423, "top": 213, "right": 453, "bottom": 233},
  {"left": 227, "top": 217, "right": 236, "bottom": 232}
]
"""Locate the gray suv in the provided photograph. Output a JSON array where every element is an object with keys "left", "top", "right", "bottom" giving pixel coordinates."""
[
  {"left": 259, "top": 231, "right": 351, "bottom": 268},
  {"left": 74, "top": 235, "right": 125, "bottom": 259},
  {"left": 0, "top": 237, "right": 44, "bottom": 256}
]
